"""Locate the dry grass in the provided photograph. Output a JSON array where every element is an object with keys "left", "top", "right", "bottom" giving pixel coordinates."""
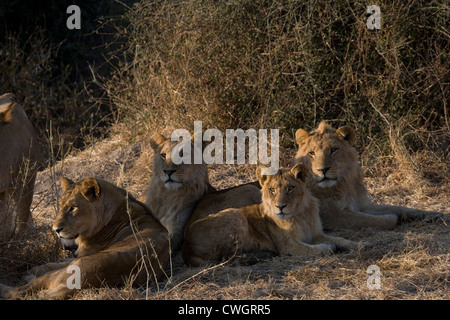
[
  {"left": 0, "top": 132, "right": 447, "bottom": 300},
  {"left": 0, "top": 0, "right": 448, "bottom": 300},
  {"left": 102, "top": 0, "right": 449, "bottom": 157}
]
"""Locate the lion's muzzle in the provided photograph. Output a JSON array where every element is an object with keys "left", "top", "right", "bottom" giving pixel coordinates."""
[{"left": 53, "top": 225, "right": 79, "bottom": 240}]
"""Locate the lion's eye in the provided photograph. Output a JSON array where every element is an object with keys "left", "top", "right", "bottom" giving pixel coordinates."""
[
  {"left": 67, "top": 206, "right": 75, "bottom": 214},
  {"left": 160, "top": 153, "right": 166, "bottom": 159},
  {"left": 330, "top": 147, "right": 338, "bottom": 154},
  {"left": 288, "top": 186, "right": 295, "bottom": 193},
  {"left": 308, "top": 151, "right": 315, "bottom": 157},
  {"left": 268, "top": 188, "right": 275, "bottom": 194}
]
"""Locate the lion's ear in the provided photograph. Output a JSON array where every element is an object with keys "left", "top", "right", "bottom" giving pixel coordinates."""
[
  {"left": 80, "top": 178, "right": 101, "bottom": 202},
  {"left": 256, "top": 166, "right": 270, "bottom": 186},
  {"left": 0, "top": 102, "right": 15, "bottom": 123},
  {"left": 291, "top": 163, "right": 308, "bottom": 183},
  {"left": 150, "top": 134, "right": 167, "bottom": 151},
  {"left": 60, "top": 177, "right": 75, "bottom": 192},
  {"left": 295, "top": 129, "right": 310, "bottom": 146},
  {"left": 336, "top": 126, "right": 355, "bottom": 144}
]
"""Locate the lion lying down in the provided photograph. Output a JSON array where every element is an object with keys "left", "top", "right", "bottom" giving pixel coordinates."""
[
  {"left": 0, "top": 177, "right": 170, "bottom": 299},
  {"left": 141, "top": 133, "right": 214, "bottom": 252},
  {"left": 182, "top": 165, "right": 357, "bottom": 267},
  {"left": 141, "top": 133, "right": 262, "bottom": 253},
  {"left": 294, "top": 121, "right": 443, "bottom": 230}
]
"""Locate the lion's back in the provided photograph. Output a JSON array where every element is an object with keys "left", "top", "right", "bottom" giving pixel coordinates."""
[{"left": 0, "top": 93, "right": 40, "bottom": 189}]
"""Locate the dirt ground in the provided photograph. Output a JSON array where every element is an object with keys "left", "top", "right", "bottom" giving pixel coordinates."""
[{"left": 0, "top": 133, "right": 448, "bottom": 300}]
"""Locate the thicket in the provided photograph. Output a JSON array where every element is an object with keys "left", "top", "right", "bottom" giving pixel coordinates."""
[
  {"left": 0, "top": 0, "right": 448, "bottom": 177},
  {"left": 0, "top": 0, "right": 134, "bottom": 160},
  {"left": 101, "top": 0, "right": 448, "bottom": 174}
]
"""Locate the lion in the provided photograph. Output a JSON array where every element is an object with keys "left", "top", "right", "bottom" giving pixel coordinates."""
[
  {"left": 141, "top": 133, "right": 214, "bottom": 251},
  {"left": 294, "top": 121, "right": 443, "bottom": 230},
  {"left": 0, "top": 93, "right": 40, "bottom": 239},
  {"left": 0, "top": 177, "right": 170, "bottom": 299},
  {"left": 182, "top": 164, "right": 357, "bottom": 267},
  {"left": 183, "top": 180, "right": 262, "bottom": 239},
  {"left": 141, "top": 133, "right": 262, "bottom": 252}
]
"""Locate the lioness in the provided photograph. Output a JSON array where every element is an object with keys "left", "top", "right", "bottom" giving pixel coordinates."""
[
  {"left": 141, "top": 133, "right": 214, "bottom": 251},
  {"left": 0, "top": 93, "right": 40, "bottom": 238},
  {"left": 182, "top": 165, "right": 356, "bottom": 267},
  {"left": 294, "top": 121, "right": 443, "bottom": 230},
  {"left": 0, "top": 177, "right": 169, "bottom": 299}
]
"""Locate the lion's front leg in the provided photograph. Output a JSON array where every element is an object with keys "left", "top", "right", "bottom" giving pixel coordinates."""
[
  {"left": 13, "top": 175, "right": 36, "bottom": 234},
  {"left": 25, "top": 258, "right": 74, "bottom": 280},
  {"left": 280, "top": 240, "right": 336, "bottom": 256},
  {"left": 1, "top": 262, "right": 77, "bottom": 299},
  {"left": 312, "top": 233, "right": 358, "bottom": 252},
  {"left": 0, "top": 191, "right": 14, "bottom": 239}
]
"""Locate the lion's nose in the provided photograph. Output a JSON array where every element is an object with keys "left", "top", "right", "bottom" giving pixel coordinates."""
[
  {"left": 317, "top": 166, "right": 330, "bottom": 175},
  {"left": 164, "top": 169, "right": 177, "bottom": 176},
  {"left": 276, "top": 204, "right": 287, "bottom": 211},
  {"left": 53, "top": 226, "right": 63, "bottom": 234}
]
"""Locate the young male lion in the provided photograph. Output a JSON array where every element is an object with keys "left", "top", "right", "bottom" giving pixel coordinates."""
[
  {"left": 0, "top": 93, "right": 40, "bottom": 239},
  {"left": 142, "top": 133, "right": 262, "bottom": 252},
  {"left": 141, "top": 133, "right": 214, "bottom": 251},
  {"left": 182, "top": 165, "right": 356, "bottom": 267},
  {"left": 0, "top": 177, "right": 169, "bottom": 299},
  {"left": 294, "top": 121, "right": 443, "bottom": 230}
]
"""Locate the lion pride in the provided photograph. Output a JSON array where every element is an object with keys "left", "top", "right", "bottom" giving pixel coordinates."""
[
  {"left": 0, "top": 177, "right": 169, "bottom": 299},
  {"left": 182, "top": 165, "right": 356, "bottom": 267},
  {"left": 294, "top": 121, "right": 443, "bottom": 230},
  {"left": 0, "top": 93, "right": 40, "bottom": 239}
]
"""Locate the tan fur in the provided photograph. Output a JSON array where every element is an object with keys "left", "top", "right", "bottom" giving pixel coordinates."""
[
  {"left": 0, "top": 93, "right": 40, "bottom": 239},
  {"left": 0, "top": 177, "right": 169, "bottom": 299},
  {"left": 182, "top": 165, "right": 356, "bottom": 267},
  {"left": 294, "top": 121, "right": 443, "bottom": 230},
  {"left": 142, "top": 134, "right": 213, "bottom": 251},
  {"left": 183, "top": 181, "right": 262, "bottom": 239}
]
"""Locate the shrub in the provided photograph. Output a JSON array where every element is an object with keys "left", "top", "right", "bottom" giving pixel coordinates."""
[{"left": 102, "top": 0, "right": 448, "bottom": 166}]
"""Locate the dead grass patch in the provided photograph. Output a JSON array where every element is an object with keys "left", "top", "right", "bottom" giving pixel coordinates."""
[{"left": 0, "top": 131, "right": 448, "bottom": 300}]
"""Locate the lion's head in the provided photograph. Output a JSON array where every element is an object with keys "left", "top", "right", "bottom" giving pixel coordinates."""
[
  {"left": 256, "top": 164, "right": 311, "bottom": 220},
  {"left": 53, "top": 177, "right": 113, "bottom": 242},
  {"left": 150, "top": 133, "right": 209, "bottom": 192},
  {"left": 294, "top": 121, "right": 359, "bottom": 189}
]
